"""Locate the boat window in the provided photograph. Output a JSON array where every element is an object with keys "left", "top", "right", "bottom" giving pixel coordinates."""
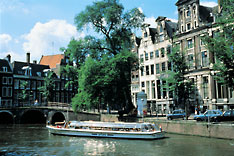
[{"left": 224, "top": 111, "right": 231, "bottom": 116}]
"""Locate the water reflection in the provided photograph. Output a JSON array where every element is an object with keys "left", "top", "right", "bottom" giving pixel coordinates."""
[{"left": 0, "top": 125, "right": 234, "bottom": 156}]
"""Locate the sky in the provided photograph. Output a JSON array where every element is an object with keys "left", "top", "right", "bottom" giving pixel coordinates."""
[{"left": 0, "top": 0, "right": 218, "bottom": 62}]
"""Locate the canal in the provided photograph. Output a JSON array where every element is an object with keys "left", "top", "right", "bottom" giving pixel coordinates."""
[{"left": 0, "top": 125, "right": 234, "bottom": 156}]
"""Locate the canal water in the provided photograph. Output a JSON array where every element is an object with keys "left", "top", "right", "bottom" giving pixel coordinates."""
[{"left": 0, "top": 125, "right": 234, "bottom": 156}]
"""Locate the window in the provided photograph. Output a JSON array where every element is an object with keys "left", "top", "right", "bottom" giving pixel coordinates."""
[
  {"left": 168, "top": 62, "right": 173, "bottom": 71},
  {"left": 145, "top": 53, "right": 148, "bottom": 61},
  {"left": 187, "top": 10, "right": 191, "bottom": 17},
  {"left": 2, "top": 67, "right": 8, "bottom": 72},
  {"left": 162, "top": 62, "right": 166, "bottom": 71},
  {"left": 140, "top": 54, "right": 144, "bottom": 63},
  {"left": 161, "top": 48, "right": 165, "bottom": 57},
  {"left": 202, "top": 76, "right": 209, "bottom": 98},
  {"left": 156, "top": 80, "right": 161, "bottom": 99},
  {"left": 37, "top": 72, "right": 41, "bottom": 77},
  {"left": 193, "top": 6, "right": 196, "bottom": 17},
  {"left": 7, "top": 87, "right": 12, "bottom": 97},
  {"left": 155, "top": 50, "right": 159, "bottom": 58},
  {"left": 160, "top": 25, "right": 163, "bottom": 33},
  {"left": 217, "top": 83, "right": 225, "bottom": 98},
  {"left": 187, "top": 39, "right": 193, "bottom": 49},
  {"left": 146, "top": 81, "right": 150, "bottom": 98},
  {"left": 151, "top": 81, "right": 156, "bottom": 99},
  {"left": 167, "top": 46, "right": 171, "bottom": 55},
  {"left": 37, "top": 81, "right": 41, "bottom": 89},
  {"left": 8, "top": 77, "right": 12, "bottom": 85},
  {"left": 61, "top": 81, "right": 65, "bottom": 90},
  {"left": 188, "top": 54, "right": 194, "bottom": 68},
  {"left": 187, "top": 23, "right": 191, "bottom": 31},
  {"left": 200, "top": 37, "right": 205, "bottom": 45},
  {"left": 141, "top": 67, "right": 144, "bottom": 76},
  {"left": 150, "top": 52, "right": 154, "bottom": 59},
  {"left": 201, "top": 51, "right": 209, "bottom": 67},
  {"left": 2, "top": 87, "right": 7, "bottom": 97},
  {"left": 20, "top": 80, "right": 25, "bottom": 89},
  {"left": 56, "top": 81, "right": 60, "bottom": 90},
  {"left": 162, "top": 81, "right": 167, "bottom": 98},
  {"left": 151, "top": 64, "right": 154, "bottom": 75},
  {"left": 156, "top": 64, "right": 160, "bottom": 74},
  {"left": 159, "top": 34, "right": 164, "bottom": 42},
  {"left": 141, "top": 82, "right": 145, "bottom": 88},
  {"left": 26, "top": 81, "right": 30, "bottom": 89},
  {"left": 14, "top": 79, "right": 19, "bottom": 89},
  {"left": 1, "top": 87, "right": 12, "bottom": 98},
  {"left": 23, "top": 67, "right": 32, "bottom": 76},
  {"left": 31, "top": 81, "right": 36, "bottom": 90},
  {"left": 2, "top": 77, "right": 7, "bottom": 84},
  {"left": 146, "top": 66, "right": 149, "bottom": 75}
]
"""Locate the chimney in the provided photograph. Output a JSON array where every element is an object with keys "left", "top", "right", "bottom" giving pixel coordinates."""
[
  {"left": 33, "top": 60, "right": 37, "bottom": 64},
  {"left": 26, "top": 52, "right": 30, "bottom": 63},
  {"left": 6, "top": 54, "right": 11, "bottom": 63}
]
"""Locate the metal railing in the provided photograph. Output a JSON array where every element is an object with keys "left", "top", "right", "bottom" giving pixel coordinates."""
[{"left": 0, "top": 102, "right": 72, "bottom": 109}]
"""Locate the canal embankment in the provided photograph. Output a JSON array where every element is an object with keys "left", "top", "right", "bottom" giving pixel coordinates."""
[
  {"left": 145, "top": 118, "right": 234, "bottom": 140},
  {"left": 99, "top": 114, "right": 234, "bottom": 140}
]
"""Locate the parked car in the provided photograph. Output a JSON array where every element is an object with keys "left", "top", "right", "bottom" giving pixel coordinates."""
[
  {"left": 193, "top": 110, "right": 223, "bottom": 122},
  {"left": 213, "top": 110, "right": 234, "bottom": 122},
  {"left": 167, "top": 110, "right": 186, "bottom": 120}
]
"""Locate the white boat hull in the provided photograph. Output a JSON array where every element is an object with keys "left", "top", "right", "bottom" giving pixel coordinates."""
[{"left": 47, "top": 126, "right": 165, "bottom": 140}]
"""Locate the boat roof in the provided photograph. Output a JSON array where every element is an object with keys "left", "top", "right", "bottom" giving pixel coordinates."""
[{"left": 69, "top": 121, "right": 154, "bottom": 129}]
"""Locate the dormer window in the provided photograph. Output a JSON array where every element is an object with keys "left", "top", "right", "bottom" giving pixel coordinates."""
[
  {"left": 43, "top": 69, "right": 51, "bottom": 77},
  {"left": 159, "top": 25, "right": 163, "bottom": 33},
  {"left": 2, "top": 67, "right": 7, "bottom": 72},
  {"left": 159, "top": 34, "right": 164, "bottom": 42},
  {"left": 37, "top": 72, "right": 42, "bottom": 77},
  {"left": 193, "top": 6, "right": 196, "bottom": 18},
  {"left": 22, "top": 66, "right": 32, "bottom": 76}
]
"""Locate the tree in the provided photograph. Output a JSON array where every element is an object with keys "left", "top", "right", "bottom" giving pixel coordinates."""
[
  {"left": 18, "top": 80, "right": 30, "bottom": 106},
  {"left": 205, "top": 0, "right": 234, "bottom": 88},
  {"left": 160, "top": 45, "right": 194, "bottom": 118},
  {"left": 71, "top": 0, "right": 145, "bottom": 114},
  {"left": 72, "top": 50, "right": 138, "bottom": 113},
  {"left": 39, "top": 71, "right": 55, "bottom": 102}
]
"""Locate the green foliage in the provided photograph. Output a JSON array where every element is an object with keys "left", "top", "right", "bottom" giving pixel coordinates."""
[
  {"left": 72, "top": 50, "right": 137, "bottom": 112},
  {"left": 70, "top": 0, "right": 144, "bottom": 113},
  {"left": 160, "top": 45, "right": 194, "bottom": 111},
  {"left": 205, "top": 0, "right": 234, "bottom": 88},
  {"left": 18, "top": 80, "right": 29, "bottom": 101},
  {"left": 74, "top": 0, "right": 145, "bottom": 55},
  {"left": 39, "top": 71, "right": 55, "bottom": 102}
]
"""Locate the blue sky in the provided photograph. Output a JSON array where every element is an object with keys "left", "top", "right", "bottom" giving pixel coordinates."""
[{"left": 0, "top": 0, "right": 218, "bottom": 62}]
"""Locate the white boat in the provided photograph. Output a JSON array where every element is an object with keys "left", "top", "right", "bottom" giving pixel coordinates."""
[{"left": 46, "top": 121, "right": 165, "bottom": 140}]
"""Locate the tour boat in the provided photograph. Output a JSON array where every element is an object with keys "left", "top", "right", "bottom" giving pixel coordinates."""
[{"left": 46, "top": 121, "right": 165, "bottom": 140}]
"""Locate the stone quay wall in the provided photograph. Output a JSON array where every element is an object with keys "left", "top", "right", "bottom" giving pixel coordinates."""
[{"left": 144, "top": 119, "right": 234, "bottom": 140}]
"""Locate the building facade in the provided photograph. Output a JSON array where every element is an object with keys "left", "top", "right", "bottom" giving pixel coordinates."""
[
  {"left": 0, "top": 57, "right": 13, "bottom": 107},
  {"left": 0, "top": 52, "right": 76, "bottom": 108},
  {"left": 131, "top": 0, "right": 234, "bottom": 114}
]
